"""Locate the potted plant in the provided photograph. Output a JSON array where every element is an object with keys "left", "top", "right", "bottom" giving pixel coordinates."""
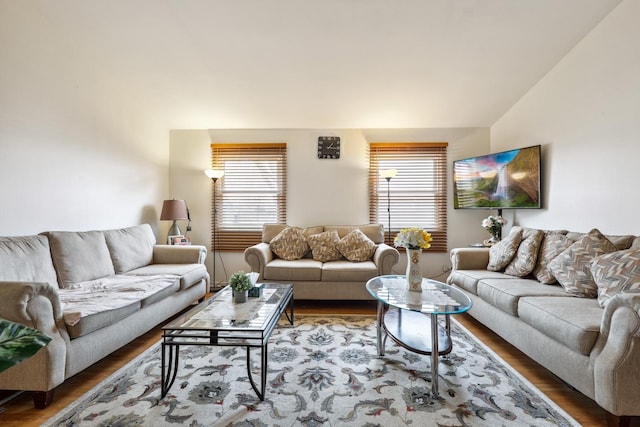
[
  {"left": 229, "top": 270, "right": 253, "bottom": 303},
  {"left": 0, "top": 318, "right": 52, "bottom": 373}
]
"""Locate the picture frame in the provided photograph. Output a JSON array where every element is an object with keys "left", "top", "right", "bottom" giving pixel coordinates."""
[
  {"left": 168, "top": 235, "right": 184, "bottom": 245},
  {"left": 173, "top": 236, "right": 191, "bottom": 246}
]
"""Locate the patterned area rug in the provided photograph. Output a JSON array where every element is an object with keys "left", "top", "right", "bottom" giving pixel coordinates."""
[{"left": 44, "top": 315, "right": 578, "bottom": 426}]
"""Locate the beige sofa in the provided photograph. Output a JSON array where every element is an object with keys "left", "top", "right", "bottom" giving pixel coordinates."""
[
  {"left": 446, "top": 227, "right": 640, "bottom": 426},
  {"left": 0, "top": 224, "right": 209, "bottom": 408},
  {"left": 244, "top": 224, "right": 399, "bottom": 300}
]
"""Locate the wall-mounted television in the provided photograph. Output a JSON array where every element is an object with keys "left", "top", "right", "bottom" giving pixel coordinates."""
[{"left": 453, "top": 145, "right": 541, "bottom": 209}]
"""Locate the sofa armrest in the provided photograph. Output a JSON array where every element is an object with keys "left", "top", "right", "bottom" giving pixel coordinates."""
[
  {"left": 593, "top": 292, "right": 640, "bottom": 415},
  {"left": 0, "top": 281, "right": 69, "bottom": 391},
  {"left": 152, "top": 245, "right": 207, "bottom": 264},
  {"left": 244, "top": 242, "right": 273, "bottom": 279},
  {"left": 373, "top": 243, "right": 400, "bottom": 275},
  {"left": 450, "top": 247, "right": 490, "bottom": 270}
]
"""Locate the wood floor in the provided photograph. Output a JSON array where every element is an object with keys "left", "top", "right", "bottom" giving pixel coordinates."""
[{"left": 0, "top": 299, "right": 636, "bottom": 426}]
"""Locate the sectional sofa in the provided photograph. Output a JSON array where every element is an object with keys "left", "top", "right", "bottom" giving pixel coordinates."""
[
  {"left": 447, "top": 227, "right": 640, "bottom": 426},
  {"left": 0, "top": 224, "right": 209, "bottom": 408},
  {"left": 244, "top": 223, "right": 399, "bottom": 300}
]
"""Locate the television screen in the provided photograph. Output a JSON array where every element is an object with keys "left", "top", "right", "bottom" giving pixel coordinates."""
[{"left": 453, "top": 145, "right": 541, "bottom": 209}]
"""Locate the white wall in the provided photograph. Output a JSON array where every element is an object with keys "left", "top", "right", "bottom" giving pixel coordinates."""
[
  {"left": 170, "top": 128, "right": 490, "bottom": 286},
  {"left": 0, "top": 2, "right": 169, "bottom": 237},
  {"left": 491, "top": 0, "right": 640, "bottom": 235}
]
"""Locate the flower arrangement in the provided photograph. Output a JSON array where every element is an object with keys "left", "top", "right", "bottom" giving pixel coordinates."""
[
  {"left": 394, "top": 227, "right": 432, "bottom": 250},
  {"left": 229, "top": 271, "right": 254, "bottom": 292},
  {"left": 482, "top": 215, "right": 507, "bottom": 239}
]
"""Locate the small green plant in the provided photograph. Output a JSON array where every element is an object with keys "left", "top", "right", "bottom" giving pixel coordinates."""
[{"left": 229, "top": 271, "right": 253, "bottom": 292}]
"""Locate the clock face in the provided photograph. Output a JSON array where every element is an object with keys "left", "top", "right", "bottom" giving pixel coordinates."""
[{"left": 317, "top": 136, "right": 340, "bottom": 159}]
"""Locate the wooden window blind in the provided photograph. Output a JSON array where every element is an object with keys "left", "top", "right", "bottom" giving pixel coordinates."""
[
  {"left": 210, "top": 143, "right": 287, "bottom": 251},
  {"left": 369, "top": 142, "right": 448, "bottom": 252}
]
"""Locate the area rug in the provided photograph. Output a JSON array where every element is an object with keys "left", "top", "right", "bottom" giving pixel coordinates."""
[{"left": 43, "top": 315, "right": 579, "bottom": 426}]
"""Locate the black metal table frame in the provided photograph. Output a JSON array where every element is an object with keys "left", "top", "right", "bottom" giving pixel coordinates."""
[{"left": 161, "top": 285, "right": 294, "bottom": 401}]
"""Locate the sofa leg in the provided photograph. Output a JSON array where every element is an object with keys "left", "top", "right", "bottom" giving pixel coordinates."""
[
  {"left": 606, "top": 412, "right": 631, "bottom": 427},
  {"left": 33, "top": 390, "right": 54, "bottom": 409}
]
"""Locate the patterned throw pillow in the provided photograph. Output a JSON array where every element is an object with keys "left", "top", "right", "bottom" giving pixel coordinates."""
[
  {"left": 269, "top": 226, "right": 309, "bottom": 260},
  {"left": 307, "top": 230, "right": 342, "bottom": 262},
  {"left": 487, "top": 227, "right": 524, "bottom": 272},
  {"left": 547, "top": 229, "right": 617, "bottom": 298},
  {"left": 532, "top": 232, "right": 573, "bottom": 284},
  {"left": 336, "top": 229, "right": 377, "bottom": 262},
  {"left": 505, "top": 228, "right": 545, "bottom": 277},
  {"left": 591, "top": 249, "right": 640, "bottom": 307}
]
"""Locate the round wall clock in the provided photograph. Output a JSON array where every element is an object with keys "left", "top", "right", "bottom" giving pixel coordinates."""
[{"left": 317, "top": 136, "right": 340, "bottom": 159}]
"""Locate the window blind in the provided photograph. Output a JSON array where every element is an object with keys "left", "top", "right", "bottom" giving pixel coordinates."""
[
  {"left": 210, "top": 143, "right": 287, "bottom": 251},
  {"left": 369, "top": 142, "right": 448, "bottom": 252}
]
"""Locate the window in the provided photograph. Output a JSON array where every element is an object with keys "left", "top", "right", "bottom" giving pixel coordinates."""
[
  {"left": 369, "top": 142, "right": 448, "bottom": 252},
  {"left": 210, "top": 143, "right": 287, "bottom": 251}
]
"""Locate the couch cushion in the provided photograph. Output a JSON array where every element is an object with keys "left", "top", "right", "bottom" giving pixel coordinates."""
[
  {"left": 548, "top": 228, "right": 617, "bottom": 298},
  {"left": 59, "top": 274, "right": 179, "bottom": 338},
  {"left": 487, "top": 227, "right": 523, "bottom": 272},
  {"left": 264, "top": 258, "right": 322, "bottom": 281},
  {"left": 262, "top": 224, "right": 323, "bottom": 243},
  {"left": 325, "top": 224, "right": 385, "bottom": 244},
  {"left": 44, "top": 230, "right": 115, "bottom": 287},
  {"left": 104, "top": 224, "right": 156, "bottom": 273},
  {"left": 447, "top": 270, "right": 515, "bottom": 295},
  {"left": 590, "top": 249, "right": 640, "bottom": 308},
  {"left": 336, "top": 229, "right": 377, "bottom": 262},
  {"left": 126, "top": 264, "right": 208, "bottom": 290},
  {"left": 269, "top": 226, "right": 310, "bottom": 260},
  {"left": 518, "top": 296, "right": 602, "bottom": 355},
  {"left": 532, "top": 232, "right": 573, "bottom": 285},
  {"left": 505, "top": 228, "right": 545, "bottom": 277},
  {"left": 0, "top": 235, "right": 59, "bottom": 287},
  {"left": 477, "top": 278, "right": 568, "bottom": 316},
  {"left": 308, "top": 230, "right": 343, "bottom": 262},
  {"left": 321, "top": 260, "right": 378, "bottom": 282}
]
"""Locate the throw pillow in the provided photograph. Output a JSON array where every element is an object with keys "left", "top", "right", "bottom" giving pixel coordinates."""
[
  {"left": 505, "top": 228, "right": 545, "bottom": 277},
  {"left": 487, "top": 227, "right": 524, "bottom": 272},
  {"left": 532, "top": 232, "right": 573, "bottom": 284},
  {"left": 269, "top": 226, "right": 309, "bottom": 260},
  {"left": 591, "top": 249, "right": 640, "bottom": 307},
  {"left": 336, "top": 229, "right": 377, "bottom": 262},
  {"left": 307, "top": 230, "right": 342, "bottom": 262},
  {"left": 547, "top": 228, "right": 617, "bottom": 298}
]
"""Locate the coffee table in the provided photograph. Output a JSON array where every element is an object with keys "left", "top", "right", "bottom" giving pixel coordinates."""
[
  {"left": 161, "top": 283, "right": 293, "bottom": 401},
  {"left": 365, "top": 275, "right": 472, "bottom": 398}
]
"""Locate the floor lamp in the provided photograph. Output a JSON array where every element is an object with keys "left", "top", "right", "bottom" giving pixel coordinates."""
[
  {"left": 205, "top": 169, "right": 225, "bottom": 290},
  {"left": 379, "top": 169, "right": 397, "bottom": 246}
]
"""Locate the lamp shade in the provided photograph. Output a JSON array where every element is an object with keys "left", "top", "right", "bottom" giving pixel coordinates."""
[
  {"left": 204, "top": 169, "right": 225, "bottom": 180},
  {"left": 379, "top": 169, "right": 397, "bottom": 179},
  {"left": 160, "top": 199, "right": 189, "bottom": 221}
]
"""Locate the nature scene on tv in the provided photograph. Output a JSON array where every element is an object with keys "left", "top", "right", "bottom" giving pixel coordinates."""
[{"left": 453, "top": 146, "right": 540, "bottom": 208}]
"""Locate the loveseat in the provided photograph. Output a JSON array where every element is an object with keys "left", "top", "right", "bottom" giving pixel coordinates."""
[
  {"left": 244, "top": 224, "right": 399, "bottom": 300},
  {"left": 446, "top": 227, "right": 640, "bottom": 426},
  {"left": 0, "top": 224, "right": 209, "bottom": 408}
]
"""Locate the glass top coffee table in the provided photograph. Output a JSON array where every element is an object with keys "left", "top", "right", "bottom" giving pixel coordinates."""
[
  {"left": 161, "top": 283, "right": 294, "bottom": 401},
  {"left": 366, "top": 275, "right": 472, "bottom": 398}
]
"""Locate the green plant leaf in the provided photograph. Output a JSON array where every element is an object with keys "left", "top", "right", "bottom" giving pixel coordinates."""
[{"left": 0, "top": 319, "right": 52, "bottom": 373}]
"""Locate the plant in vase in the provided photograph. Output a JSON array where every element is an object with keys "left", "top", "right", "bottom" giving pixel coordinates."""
[
  {"left": 394, "top": 227, "right": 432, "bottom": 292},
  {"left": 229, "top": 271, "right": 253, "bottom": 303},
  {"left": 481, "top": 215, "right": 507, "bottom": 246}
]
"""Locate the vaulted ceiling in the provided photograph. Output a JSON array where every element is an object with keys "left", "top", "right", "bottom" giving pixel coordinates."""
[{"left": 12, "top": 0, "right": 621, "bottom": 129}]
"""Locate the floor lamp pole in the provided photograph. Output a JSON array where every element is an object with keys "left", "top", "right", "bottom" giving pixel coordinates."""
[
  {"left": 385, "top": 176, "right": 392, "bottom": 246},
  {"left": 212, "top": 177, "right": 218, "bottom": 290},
  {"left": 205, "top": 169, "right": 225, "bottom": 291}
]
